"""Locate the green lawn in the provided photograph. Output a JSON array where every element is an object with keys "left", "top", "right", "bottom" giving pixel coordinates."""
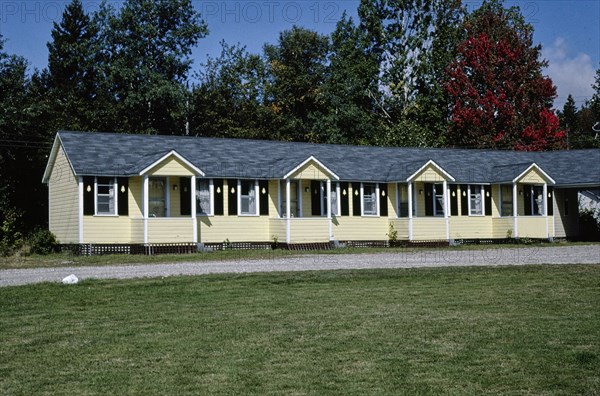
[{"left": 1, "top": 265, "right": 599, "bottom": 395}]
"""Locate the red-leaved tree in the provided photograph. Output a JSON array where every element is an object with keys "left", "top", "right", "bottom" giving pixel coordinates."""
[{"left": 444, "top": 0, "right": 565, "bottom": 150}]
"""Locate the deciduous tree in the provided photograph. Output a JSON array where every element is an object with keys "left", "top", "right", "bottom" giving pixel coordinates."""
[{"left": 444, "top": 0, "right": 565, "bottom": 150}]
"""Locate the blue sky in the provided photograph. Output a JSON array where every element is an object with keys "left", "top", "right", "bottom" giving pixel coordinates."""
[{"left": 0, "top": 0, "right": 598, "bottom": 109}]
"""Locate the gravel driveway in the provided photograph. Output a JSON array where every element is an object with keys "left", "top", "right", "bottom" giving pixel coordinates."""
[{"left": 1, "top": 245, "right": 598, "bottom": 287}]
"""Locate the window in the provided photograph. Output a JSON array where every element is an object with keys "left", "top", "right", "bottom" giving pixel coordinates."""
[
  {"left": 330, "top": 183, "right": 339, "bottom": 216},
  {"left": 532, "top": 185, "right": 544, "bottom": 215},
  {"left": 362, "top": 183, "right": 377, "bottom": 216},
  {"left": 500, "top": 185, "right": 513, "bottom": 216},
  {"left": 433, "top": 184, "right": 444, "bottom": 216},
  {"left": 398, "top": 184, "right": 409, "bottom": 217},
  {"left": 320, "top": 181, "right": 340, "bottom": 216},
  {"left": 240, "top": 180, "right": 257, "bottom": 215},
  {"left": 196, "top": 179, "right": 212, "bottom": 215},
  {"left": 281, "top": 180, "right": 300, "bottom": 217},
  {"left": 149, "top": 177, "right": 167, "bottom": 217},
  {"left": 469, "top": 185, "right": 483, "bottom": 215},
  {"left": 96, "top": 177, "right": 116, "bottom": 215}
]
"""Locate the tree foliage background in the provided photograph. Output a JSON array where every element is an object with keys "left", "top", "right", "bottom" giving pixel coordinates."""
[{"left": 0, "top": 0, "right": 598, "bottom": 245}]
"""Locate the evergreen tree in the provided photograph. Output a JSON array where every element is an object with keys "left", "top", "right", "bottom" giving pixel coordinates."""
[
  {"left": 190, "top": 42, "right": 271, "bottom": 139},
  {"left": 46, "top": 0, "right": 105, "bottom": 130},
  {"left": 0, "top": 38, "right": 50, "bottom": 234},
  {"left": 107, "top": 0, "right": 208, "bottom": 134},
  {"left": 316, "top": 14, "right": 381, "bottom": 145},
  {"left": 559, "top": 94, "right": 578, "bottom": 147}
]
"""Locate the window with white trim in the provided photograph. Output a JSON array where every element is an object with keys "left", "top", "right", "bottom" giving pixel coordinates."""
[
  {"left": 330, "top": 183, "right": 340, "bottom": 216},
  {"left": 240, "top": 180, "right": 257, "bottom": 215},
  {"left": 149, "top": 177, "right": 167, "bottom": 217},
  {"left": 469, "top": 185, "right": 483, "bottom": 215},
  {"left": 362, "top": 183, "right": 377, "bottom": 216},
  {"left": 196, "top": 179, "right": 212, "bottom": 215},
  {"left": 96, "top": 177, "right": 116, "bottom": 215}
]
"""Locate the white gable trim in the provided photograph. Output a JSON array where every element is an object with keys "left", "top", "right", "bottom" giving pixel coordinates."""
[
  {"left": 283, "top": 155, "right": 340, "bottom": 180},
  {"left": 513, "top": 163, "right": 555, "bottom": 185},
  {"left": 138, "top": 150, "right": 205, "bottom": 176},
  {"left": 42, "top": 134, "right": 77, "bottom": 183},
  {"left": 406, "top": 160, "right": 455, "bottom": 182}
]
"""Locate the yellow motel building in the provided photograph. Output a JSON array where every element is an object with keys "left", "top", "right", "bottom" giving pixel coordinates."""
[{"left": 43, "top": 131, "right": 600, "bottom": 253}]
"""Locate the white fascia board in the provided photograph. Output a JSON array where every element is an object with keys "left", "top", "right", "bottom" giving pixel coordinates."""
[
  {"left": 513, "top": 163, "right": 555, "bottom": 185},
  {"left": 406, "top": 160, "right": 456, "bottom": 182},
  {"left": 42, "top": 134, "right": 78, "bottom": 183},
  {"left": 283, "top": 155, "right": 340, "bottom": 180},
  {"left": 138, "top": 150, "right": 205, "bottom": 176}
]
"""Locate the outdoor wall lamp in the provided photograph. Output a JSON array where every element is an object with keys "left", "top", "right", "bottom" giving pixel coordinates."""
[
  {"left": 173, "top": 184, "right": 178, "bottom": 191},
  {"left": 305, "top": 187, "right": 310, "bottom": 193},
  {"left": 419, "top": 189, "right": 423, "bottom": 195}
]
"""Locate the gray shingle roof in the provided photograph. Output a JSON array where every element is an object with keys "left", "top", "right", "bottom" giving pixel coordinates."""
[{"left": 54, "top": 131, "right": 600, "bottom": 187}]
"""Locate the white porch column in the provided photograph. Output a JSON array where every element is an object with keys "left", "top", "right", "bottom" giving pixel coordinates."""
[
  {"left": 543, "top": 183, "right": 548, "bottom": 238},
  {"left": 408, "top": 182, "right": 413, "bottom": 241},
  {"left": 143, "top": 175, "right": 149, "bottom": 244},
  {"left": 443, "top": 180, "right": 449, "bottom": 240},
  {"left": 512, "top": 182, "right": 518, "bottom": 238},
  {"left": 326, "top": 179, "right": 332, "bottom": 240},
  {"left": 286, "top": 179, "right": 291, "bottom": 244},
  {"left": 78, "top": 177, "right": 84, "bottom": 244},
  {"left": 191, "top": 175, "right": 197, "bottom": 244}
]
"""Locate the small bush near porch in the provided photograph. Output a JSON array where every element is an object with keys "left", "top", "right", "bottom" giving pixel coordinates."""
[{"left": 1, "top": 265, "right": 599, "bottom": 394}]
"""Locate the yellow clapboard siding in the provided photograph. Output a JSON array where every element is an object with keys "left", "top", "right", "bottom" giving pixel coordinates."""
[
  {"left": 387, "top": 183, "right": 398, "bottom": 218},
  {"left": 518, "top": 167, "right": 547, "bottom": 184},
  {"left": 147, "top": 218, "right": 194, "bottom": 243},
  {"left": 332, "top": 217, "right": 388, "bottom": 241},
  {"left": 301, "top": 180, "right": 313, "bottom": 217},
  {"left": 518, "top": 217, "right": 548, "bottom": 238},
  {"left": 269, "top": 219, "right": 286, "bottom": 242},
  {"left": 48, "top": 146, "right": 79, "bottom": 244},
  {"left": 268, "top": 180, "right": 279, "bottom": 217},
  {"left": 414, "top": 182, "right": 428, "bottom": 217},
  {"left": 449, "top": 216, "right": 492, "bottom": 239},
  {"left": 198, "top": 216, "right": 271, "bottom": 243},
  {"left": 491, "top": 185, "right": 501, "bottom": 217},
  {"left": 290, "top": 218, "right": 330, "bottom": 242},
  {"left": 129, "top": 176, "right": 143, "bottom": 217},
  {"left": 290, "top": 162, "right": 330, "bottom": 180},
  {"left": 412, "top": 164, "right": 447, "bottom": 182},
  {"left": 492, "top": 217, "right": 514, "bottom": 238},
  {"left": 130, "top": 219, "right": 144, "bottom": 243},
  {"left": 389, "top": 219, "right": 409, "bottom": 240},
  {"left": 169, "top": 178, "right": 183, "bottom": 217},
  {"left": 83, "top": 217, "right": 131, "bottom": 243},
  {"left": 148, "top": 156, "right": 195, "bottom": 176},
  {"left": 412, "top": 218, "right": 446, "bottom": 240}
]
